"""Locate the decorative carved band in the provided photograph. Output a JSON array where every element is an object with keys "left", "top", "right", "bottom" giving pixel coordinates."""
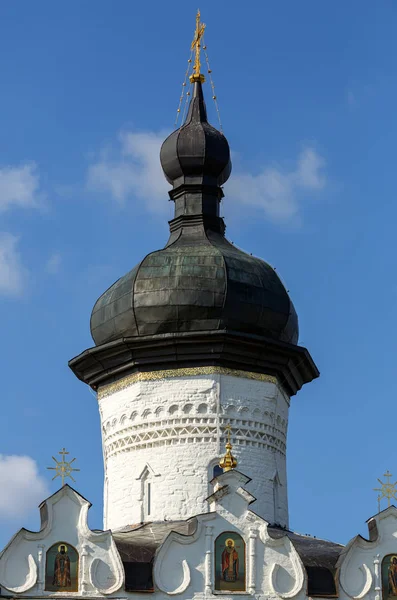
[
  {"left": 98, "top": 367, "right": 277, "bottom": 399},
  {"left": 104, "top": 419, "right": 286, "bottom": 458},
  {"left": 103, "top": 410, "right": 287, "bottom": 438}
]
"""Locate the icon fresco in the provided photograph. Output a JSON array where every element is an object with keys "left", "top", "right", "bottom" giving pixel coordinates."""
[
  {"left": 214, "top": 532, "right": 245, "bottom": 591},
  {"left": 45, "top": 542, "right": 78, "bottom": 592}
]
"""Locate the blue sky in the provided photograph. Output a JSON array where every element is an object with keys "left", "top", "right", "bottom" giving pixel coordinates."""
[{"left": 1, "top": 0, "right": 397, "bottom": 549}]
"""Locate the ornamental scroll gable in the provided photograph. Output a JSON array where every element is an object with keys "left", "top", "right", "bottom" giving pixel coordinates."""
[
  {"left": 153, "top": 468, "right": 306, "bottom": 599},
  {"left": 338, "top": 505, "right": 397, "bottom": 600},
  {"left": 0, "top": 484, "right": 124, "bottom": 596}
]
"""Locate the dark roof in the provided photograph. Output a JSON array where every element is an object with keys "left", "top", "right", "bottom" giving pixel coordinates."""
[
  {"left": 114, "top": 522, "right": 343, "bottom": 568},
  {"left": 70, "top": 327, "right": 318, "bottom": 396},
  {"left": 113, "top": 520, "right": 196, "bottom": 563},
  {"left": 70, "top": 80, "right": 318, "bottom": 395},
  {"left": 90, "top": 227, "right": 299, "bottom": 347},
  {"left": 113, "top": 520, "right": 196, "bottom": 593},
  {"left": 112, "top": 521, "right": 342, "bottom": 596},
  {"left": 160, "top": 80, "right": 231, "bottom": 190},
  {"left": 268, "top": 527, "right": 343, "bottom": 597},
  {"left": 268, "top": 527, "right": 343, "bottom": 570},
  {"left": 89, "top": 80, "right": 299, "bottom": 350}
]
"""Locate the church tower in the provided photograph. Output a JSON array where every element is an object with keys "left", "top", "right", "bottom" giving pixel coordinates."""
[{"left": 69, "top": 15, "right": 318, "bottom": 532}]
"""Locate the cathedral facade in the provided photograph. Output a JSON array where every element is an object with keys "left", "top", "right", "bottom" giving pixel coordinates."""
[{"left": 0, "top": 14, "right": 395, "bottom": 600}]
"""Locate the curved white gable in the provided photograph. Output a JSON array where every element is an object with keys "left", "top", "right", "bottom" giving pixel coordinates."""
[{"left": 0, "top": 485, "right": 124, "bottom": 596}]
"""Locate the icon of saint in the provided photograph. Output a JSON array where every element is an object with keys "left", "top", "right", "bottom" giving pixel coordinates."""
[
  {"left": 389, "top": 556, "right": 397, "bottom": 596},
  {"left": 221, "top": 538, "right": 239, "bottom": 582},
  {"left": 52, "top": 544, "right": 71, "bottom": 588}
]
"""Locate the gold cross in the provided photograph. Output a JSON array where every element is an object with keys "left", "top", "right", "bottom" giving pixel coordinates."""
[
  {"left": 374, "top": 470, "right": 397, "bottom": 509},
  {"left": 47, "top": 448, "right": 80, "bottom": 487},
  {"left": 190, "top": 9, "right": 206, "bottom": 83}
]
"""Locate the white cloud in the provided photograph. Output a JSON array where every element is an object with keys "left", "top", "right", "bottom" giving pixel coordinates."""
[
  {"left": 0, "top": 233, "right": 26, "bottom": 297},
  {"left": 0, "top": 162, "right": 41, "bottom": 213},
  {"left": 0, "top": 455, "right": 48, "bottom": 521},
  {"left": 227, "top": 147, "right": 326, "bottom": 222},
  {"left": 87, "top": 130, "right": 169, "bottom": 212},
  {"left": 45, "top": 252, "right": 61, "bottom": 274},
  {"left": 87, "top": 129, "right": 326, "bottom": 223},
  {"left": 295, "top": 147, "right": 326, "bottom": 189},
  {"left": 0, "top": 162, "right": 42, "bottom": 297}
]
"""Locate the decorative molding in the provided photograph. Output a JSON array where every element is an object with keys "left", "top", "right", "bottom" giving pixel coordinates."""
[
  {"left": 37, "top": 544, "right": 45, "bottom": 593},
  {"left": 80, "top": 544, "right": 89, "bottom": 595},
  {"left": 374, "top": 554, "right": 381, "bottom": 600},
  {"left": 154, "top": 514, "right": 215, "bottom": 594},
  {"left": 103, "top": 405, "right": 287, "bottom": 437},
  {"left": 259, "top": 524, "right": 289, "bottom": 548},
  {"left": 136, "top": 463, "right": 160, "bottom": 480},
  {"left": 98, "top": 367, "right": 277, "bottom": 399},
  {"left": 353, "top": 564, "right": 373, "bottom": 599},
  {"left": 0, "top": 553, "right": 38, "bottom": 593},
  {"left": 159, "top": 559, "right": 191, "bottom": 596},
  {"left": 269, "top": 559, "right": 304, "bottom": 599},
  {"left": 205, "top": 525, "right": 214, "bottom": 595},
  {"left": 248, "top": 528, "right": 258, "bottom": 594},
  {"left": 261, "top": 525, "right": 305, "bottom": 599},
  {"left": 105, "top": 421, "right": 286, "bottom": 458},
  {"left": 340, "top": 562, "right": 373, "bottom": 600},
  {"left": 89, "top": 556, "right": 124, "bottom": 596},
  {"left": 207, "top": 485, "right": 230, "bottom": 505},
  {"left": 339, "top": 534, "right": 376, "bottom": 598},
  {"left": 0, "top": 486, "right": 124, "bottom": 597},
  {"left": 154, "top": 534, "right": 194, "bottom": 596},
  {"left": 69, "top": 328, "right": 318, "bottom": 397},
  {"left": 81, "top": 526, "right": 124, "bottom": 594}
]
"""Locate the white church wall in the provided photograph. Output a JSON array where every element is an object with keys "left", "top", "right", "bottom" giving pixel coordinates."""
[
  {"left": 153, "top": 469, "right": 307, "bottom": 600},
  {"left": 0, "top": 467, "right": 346, "bottom": 600},
  {"left": 97, "top": 367, "right": 291, "bottom": 531},
  {"left": 338, "top": 506, "right": 397, "bottom": 600},
  {"left": 0, "top": 486, "right": 124, "bottom": 597}
]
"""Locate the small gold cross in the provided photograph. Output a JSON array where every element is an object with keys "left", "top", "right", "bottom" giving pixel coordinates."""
[
  {"left": 47, "top": 448, "right": 80, "bottom": 487},
  {"left": 374, "top": 470, "right": 397, "bottom": 509},
  {"left": 224, "top": 423, "right": 232, "bottom": 444}
]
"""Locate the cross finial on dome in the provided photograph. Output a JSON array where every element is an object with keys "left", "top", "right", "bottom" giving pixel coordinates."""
[
  {"left": 190, "top": 10, "right": 206, "bottom": 83},
  {"left": 160, "top": 9, "right": 231, "bottom": 236},
  {"left": 219, "top": 424, "right": 237, "bottom": 472}
]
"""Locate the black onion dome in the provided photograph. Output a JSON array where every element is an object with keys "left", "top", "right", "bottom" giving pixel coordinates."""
[
  {"left": 160, "top": 81, "right": 231, "bottom": 189},
  {"left": 90, "top": 232, "right": 298, "bottom": 346},
  {"left": 90, "top": 82, "right": 299, "bottom": 347}
]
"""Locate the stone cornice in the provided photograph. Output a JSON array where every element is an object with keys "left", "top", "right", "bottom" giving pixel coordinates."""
[
  {"left": 97, "top": 367, "right": 277, "bottom": 399},
  {"left": 69, "top": 329, "right": 319, "bottom": 397}
]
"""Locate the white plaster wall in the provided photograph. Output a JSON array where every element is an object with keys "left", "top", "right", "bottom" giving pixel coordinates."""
[
  {"left": 98, "top": 373, "right": 290, "bottom": 531},
  {"left": 154, "top": 492, "right": 307, "bottom": 600},
  {"left": 0, "top": 486, "right": 124, "bottom": 597},
  {"left": 338, "top": 508, "right": 397, "bottom": 600}
]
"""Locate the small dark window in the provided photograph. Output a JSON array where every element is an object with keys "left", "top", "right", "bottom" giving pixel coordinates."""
[
  {"left": 213, "top": 465, "right": 223, "bottom": 478},
  {"left": 147, "top": 482, "right": 151, "bottom": 516},
  {"left": 123, "top": 562, "right": 154, "bottom": 592},
  {"left": 306, "top": 566, "right": 337, "bottom": 597}
]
